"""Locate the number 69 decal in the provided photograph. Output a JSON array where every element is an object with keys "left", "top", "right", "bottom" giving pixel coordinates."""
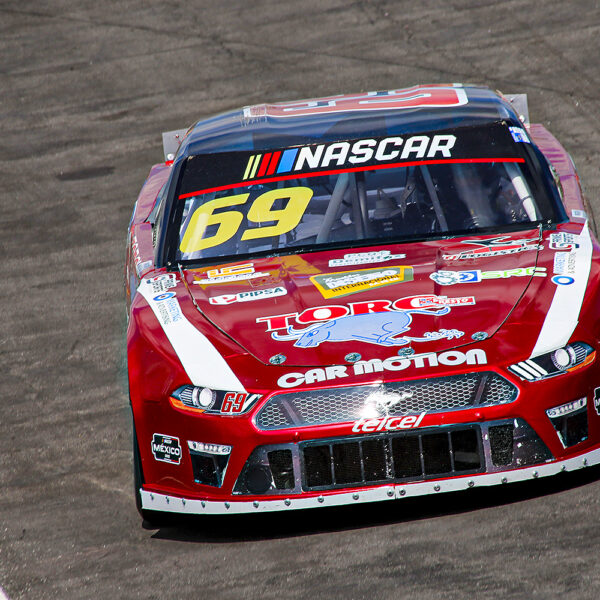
[{"left": 180, "top": 186, "right": 313, "bottom": 253}]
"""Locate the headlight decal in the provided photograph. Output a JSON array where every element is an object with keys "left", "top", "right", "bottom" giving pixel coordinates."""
[
  {"left": 530, "top": 222, "right": 592, "bottom": 358},
  {"left": 509, "top": 342, "right": 594, "bottom": 381},
  {"left": 137, "top": 275, "right": 246, "bottom": 392},
  {"left": 171, "top": 386, "right": 262, "bottom": 415}
]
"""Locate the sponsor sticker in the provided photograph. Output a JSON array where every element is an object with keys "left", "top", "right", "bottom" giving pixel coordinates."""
[
  {"left": 259, "top": 294, "right": 469, "bottom": 348},
  {"left": 310, "top": 266, "right": 413, "bottom": 299},
  {"left": 553, "top": 251, "right": 577, "bottom": 276},
  {"left": 549, "top": 232, "right": 580, "bottom": 251},
  {"left": 241, "top": 134, "right": 457, "bottom": 181},
  {"left": 328, "top": 250, "right": 406, "bottom": 268},
  {"left": 430, "top": 266, "right": 546, "bottom": 285},
  {"left": 209, "top": 287, "right": 287, "bottom": 305},
  {"left": 552, "top": 275, "right": 575, "bottom": 286},
  {"left": 193, "top": 263, "right": 266, "bottom": 285},
  {"left": 572, "top": 209, "right": 587, "bottom": 220},
  {"left": 509, "top": 126, "right": 529, "bottom": 143},
  {"left": 594, "top": 388, "right": 600, "bottom": 416},
  {"left": 145, "top": 273, "right": 177, "bottom": 294},
  {"left": 277, "top": 349, "right": 488, "bottom": 388},
  {"left": 151, "top": 434, "right": 182, "bottom": 464},
  {"left": 442, "top": 236, "right": 542, "bottom": 261},
  {"left": 352, "top": 412, "right": 426, "bottom": 433},
  {"left": 143, "top": 275, "right": 183, "bottom": 325}
]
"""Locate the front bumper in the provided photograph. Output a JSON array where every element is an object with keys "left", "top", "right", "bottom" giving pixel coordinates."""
[{"left": 141, "top": 444, "right": 600, "bottom": 515}]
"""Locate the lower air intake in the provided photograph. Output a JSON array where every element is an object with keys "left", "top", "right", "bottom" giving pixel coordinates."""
[{"left": 301, "top": 426, "right": 483, "bottom": 491}]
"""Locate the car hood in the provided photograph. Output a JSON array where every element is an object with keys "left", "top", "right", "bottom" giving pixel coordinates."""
[{"left": 182, "top": 231, "right": 547, "bottom": 367}]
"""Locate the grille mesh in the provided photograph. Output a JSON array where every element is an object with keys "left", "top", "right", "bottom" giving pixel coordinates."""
[{"left": 256, "top": 372, "right": 517, "bottom": 430}]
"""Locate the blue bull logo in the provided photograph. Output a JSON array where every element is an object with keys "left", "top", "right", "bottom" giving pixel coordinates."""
[{"left": 272, "top": 306, "right": 463, "bottom": 348}]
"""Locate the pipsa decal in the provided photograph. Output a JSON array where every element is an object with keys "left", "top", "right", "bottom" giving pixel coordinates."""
[
  {"left": 277, "top": 348, "right": 487, "bottom": 388},
  {"left": 430, "top": 266, "right": 546, "bottom": 285},
  {"left": 209, "top": 287, "right": 287, "bottom": 305},
  {"left": 193, "top": 263, "right": 265, "bottom": 285},
  {"left": 328, "top": 250, "right": 406, "bottom": 268},
  {"left": 594, "top": 388, "right": 600, "bottom": 416},
  {"left": 442, "top": 236, "right": 542, "bottom": 260},
  {"left": 259, "top": 294, "right": 472, "bottom": 348},
  {"left": 549, "top": 232, "right": 580, "bottom": 251},
  {"left": 310, "top": 266, "right": 413, "bottom": 299},
  {"left": 352, "top": 412, "right": 426, "bottom": 433},
  {"left": 151, "top": 434, "right": 182, "bottom": 464}
]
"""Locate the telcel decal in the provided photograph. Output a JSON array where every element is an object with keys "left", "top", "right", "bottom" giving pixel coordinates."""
[
  {"left": 258, "top": 295, "right": 473, "bottom": 348},
  {"left": 310, "top": 266, "right": 413, "bottom": 299},
  {"left": 352, "top": 412, "right": 426, "bottom": 433},
  {"left": 151, "top": 434, "right": 182, "bottom": 464},
  {"left": 193, "top": 263, "right": 265, "bottom": 285},
  {"left": 430, "top": 266, "right": 546, "bottom": 285},
  {"left": 209, "top": 287, "right": 287, "bottom": 305},
  {"left": 329, "top": 250, "right": 406, "bottom": 268},
  {"left": 442, "top": 236, "right": 542, "bottom": 260},
  {"left": 277, "top": 349, "right": 487, "bottom": 388}
]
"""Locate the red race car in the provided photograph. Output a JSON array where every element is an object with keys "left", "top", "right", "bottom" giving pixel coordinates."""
[{"left": 125, "top": 84, "right": 600, "bottom": 522}]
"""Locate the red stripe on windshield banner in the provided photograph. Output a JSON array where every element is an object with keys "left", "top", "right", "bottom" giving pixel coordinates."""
[
  {"left": 256, "top": 153, "right": 272, "bottom": 178},
  {"left": 266, "top": 151, "right": 282, "bottom": 176},
  {"left": 178, "top": 157, "right": 525, "bottom": 199}
]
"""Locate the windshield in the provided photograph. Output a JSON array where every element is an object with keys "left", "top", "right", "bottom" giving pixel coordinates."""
[{"left": 172, "top": 123, "right": 563, "bottom": 263}]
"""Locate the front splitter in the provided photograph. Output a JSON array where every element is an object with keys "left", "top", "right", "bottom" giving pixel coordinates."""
[{"left": 141, "top": 446, "right": 600, "bottom": 515}]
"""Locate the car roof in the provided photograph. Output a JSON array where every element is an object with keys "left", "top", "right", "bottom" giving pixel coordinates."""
[{"left": 177, "top": 84, "right": 522, "bottom": 158}]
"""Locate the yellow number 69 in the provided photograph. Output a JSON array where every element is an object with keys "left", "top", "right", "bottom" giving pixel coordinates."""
[{"left": 180, "top": 186, "right": 313, "bottom": 253}]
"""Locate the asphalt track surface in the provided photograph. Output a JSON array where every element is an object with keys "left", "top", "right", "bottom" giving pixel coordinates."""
[{"left": 2, "top": 1, "right": 600, "bottom": 598}]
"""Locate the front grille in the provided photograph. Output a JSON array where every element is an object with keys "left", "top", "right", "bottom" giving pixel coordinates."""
[
  {"left": 301, "top": 426, "right": 483, "bottom": 490},
  {"left": 256, "top": 373, "right": 517, "bottom": 430}
]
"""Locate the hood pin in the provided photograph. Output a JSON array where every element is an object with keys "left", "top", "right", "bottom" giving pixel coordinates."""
[
  {"left": 269, "top": 354, "right": 287, "bottom": 365},
  {"left": 397, "top": 347, "right": 415, "bottom": 357},
  {"left": 472, "top": 332, "right": 488, "bottom": 341},
  {"left": 345, "top": 352, "right": 361, "bottom": 363}
]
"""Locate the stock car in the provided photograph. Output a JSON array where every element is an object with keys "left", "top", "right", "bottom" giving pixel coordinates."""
[{"left": 125, "top": 84, "right": 600, "bottom": 523}]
